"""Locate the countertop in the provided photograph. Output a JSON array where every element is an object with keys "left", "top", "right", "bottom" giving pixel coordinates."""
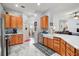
[
  {"left": 43, "top": 33, "right": 79, "bottom": 50},
  {"left": 5, "top": 33, "right": 23, "bottom": 36}
]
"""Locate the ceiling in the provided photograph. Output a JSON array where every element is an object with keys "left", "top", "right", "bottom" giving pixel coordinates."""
[{"left": 1, "top": 3, "right": 79, "bottom": 15}]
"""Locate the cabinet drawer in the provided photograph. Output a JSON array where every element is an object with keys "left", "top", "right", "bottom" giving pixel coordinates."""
[
  {"left": 61, "top": 39, "right": 65, "bottom": 44},
  {"left": 66, "top": 43, "right": 75, "bottom": 52},
  {"left": 76, "top": 49, "right": 79, "bottom": 56},
  {"left": 66, "top": 47, "right": 75, "bottom": 56},
  {"left": 66, "top": 52, "right": 71, "bottom": 56},
  {"left": 54, "top": 40, "right": 60, "bottom": 44}
]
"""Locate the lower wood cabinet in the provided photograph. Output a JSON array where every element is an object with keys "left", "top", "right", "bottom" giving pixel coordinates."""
[
  {"left": 47, "top": 38, "right": 53, "bottom": 49},
  {"left": 43, "top": 37, "right": 48, "bottom": 46},
  {"left": 9, "top": 34, "right": 23, "bottom": 46},
  {"left": 76, "top": 49, "right": 79, "bottom": 56},
  {"left": 66, "top": 43, "right": 75, "bottom": 56},
  {"left": 53, "top": 37, "right": 60, "bottom": 54},
  {"left": 43, "top": 37, "right": 78, "bottom": 56},
  {"left": 60, "top": 39, "right": 66, "bottom": 56}
]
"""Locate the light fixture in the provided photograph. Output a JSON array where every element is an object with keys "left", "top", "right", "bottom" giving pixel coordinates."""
[
  {"left": 74, "top": 16, "right": 79, "bottom": 19},
  {"left": 15, "top": 4, "right": 18, "bottom": 7},
  {"left": 37, "top": 3, "right": 40, "bottom": 6},
  {"left": 34, "top": 14, "right": 37, "bottom": 17}
]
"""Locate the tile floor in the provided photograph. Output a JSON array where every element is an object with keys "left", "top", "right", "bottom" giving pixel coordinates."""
[{"left": 9, "top": 38, "right": 60, "bottom": 56}]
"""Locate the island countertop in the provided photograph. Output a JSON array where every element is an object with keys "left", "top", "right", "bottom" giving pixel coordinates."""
[{"left": 42, "top": 33, "right": 79, "bottom": 50}]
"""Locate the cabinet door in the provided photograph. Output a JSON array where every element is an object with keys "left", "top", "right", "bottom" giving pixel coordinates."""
[
  {"left": 15, "top": 35, "right": 19, "bottom": 44},
  {"left": 76, "top": 49, "right": 79, "bottom": 56},
  {"left": 4, "top": 14, "right": 11, "bottom": 28},
  {"left": 40, "top": 16, "right": 48, "bottom": 29},
  {"left": 44, "top": 16, "right": 48, "bottom": 29},
  {"left": 53, "top": 37, "right": 60, "bottom": 54},
  {"left": 66, "top": 43, "right": 75, "bottom": 56},
  {"left": 48, "top": 38, "right": 53, "bottom": 49},
  {"left": 16, "top": 16, "right": 23, "bottom": 29},
  {"left": 11, "top": 16, "right": 17, "bottom": 28},
  {"left": 18, "top": 34, "right": 23, "bottom": 44},
  {"left": 40, "top": 17, "right": 43, "bottom": 29},
  {"left": 9, "top": 35, "right": 16, "bottom": 45},
  {"left": 60, "top": 39, "right": 66, "bottom": 56},
  {"left": 44, "top": 37, "right": 48, "bottom": 46}
]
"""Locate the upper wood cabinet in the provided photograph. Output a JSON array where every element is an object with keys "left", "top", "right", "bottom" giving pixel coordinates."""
[
  {"left": 4, "top": 14, "right": 23, "bottom": 29},
  {"left": 10, "top": 16, "right": 17, "bottom": 28},
  {"left": 4, "top": 14, "right": 11, "bottom": 28},
  {"left": 16, "top": 16, "right": 23, "bottom": 29},
  {"left": 40, "top": 16, "right": 48, "bottom": 29}
]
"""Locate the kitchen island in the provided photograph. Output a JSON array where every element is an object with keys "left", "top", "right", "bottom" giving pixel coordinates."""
[{"left": 42, "top": 33, "right": 79, "bottom": 56}]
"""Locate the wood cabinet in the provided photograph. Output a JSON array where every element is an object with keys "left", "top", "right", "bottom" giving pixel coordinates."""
[
  {"left": 4, "top": 14, "right": 11, "bottom": 28},
  {"left": 4, "top": 14, "right": 23, "bottom": 29},
  {"left": 43, "top": 37, "right": 48, "bottom": 46},
  {"left": 53, "top": 37, "right": 60, "bottom": 54},
  {"left": 60, "top": 39, "right": 66, "bottom": 56},
  {"left": 66, "top": 43, "right": 75, "bottom": 56},
  {"left": 10, "top": 16, "right": 17, "bottom": 28},
  {"left": 9, "top": 34, "right": 23, "bottom": 46},
  {"left": 47, "top": 38, "right": 53, "bottom": 49},
  {"left": 9, "top": 35, "right": 17, "bottom": 45},
  {"left": 43, "top": 37, "right": 78, "bottom": 56},
  {"left": 40, "top": 16, "right": 48, "bottom": 29},
  {"left": 18, "top": 34, "right": 23, "bottom": 44},
  {"left": 76, "top": 49, "right": 79, "bottom": 56},
  {"left": 16, "top": 16, "right": 23, "bottom": 29}
]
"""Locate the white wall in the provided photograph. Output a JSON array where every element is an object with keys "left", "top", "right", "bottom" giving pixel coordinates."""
[
  {"left": 51, "top": 12, "right": 79, "bottom": 33},
  {"left": 22, "top": 14, "right": 30, "bottom": 41},
  {"left": 67, "top": 19, "right": 79, "bottom": 33}
]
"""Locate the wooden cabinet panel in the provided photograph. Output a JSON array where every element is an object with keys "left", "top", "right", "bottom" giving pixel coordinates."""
[
  {"left": 66, "top": 43, "right": 75, "bottom": 56},
  {"left": 10, "top": 16, "right": 17, "bottom": 28},
  {"left": 9, "top": 34, "right": 23, "bottom": 46},
  {"left": 16, "top": 16, "right": 23, "bottom": 29},
  {"left": 9, "top": 35, "right": 16, "bottom": 45},
  {"left": 53, "top": 38, "right": 60, "bottom": 54},
  {"left": 18, "top": 34, "right": 23, "bottom": 44},
  {"left": 76, "top": 49, "right": 79, "bottom": 56},
  {"left": 60, "top": 39, "right": 66, "bottom": 56},
  {"left": 47, "top": 38, "right": 53, "bottom": 49},
  {"left": 44, "top": 16, "right": 48, "bottom": 29},
  {"left": 40, "top": 16, "right": 48, "bottom": 29},
  {"left": 44, "top": 37, "right": 48, "bottom": 46},
  {"left": 4, "top": 14, "right": 11, "bottom": 28}
]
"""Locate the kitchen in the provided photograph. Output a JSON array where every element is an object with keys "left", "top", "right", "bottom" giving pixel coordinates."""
[{"left": 0, "top": 3, "right": 79, "bottom": 56}]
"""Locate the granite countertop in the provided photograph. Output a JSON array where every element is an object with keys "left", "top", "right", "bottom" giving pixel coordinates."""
[
  {"left": 5, "top": 33, "right": 23, "bottom": 35},
  {"left": 42, "top": 33, "right": 79, "bottom": 50}
]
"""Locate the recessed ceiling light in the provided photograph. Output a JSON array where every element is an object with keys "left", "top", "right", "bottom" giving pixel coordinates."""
[
  {"left": 37, "top": 3, "right": 40, "bottom": 6},
  {"left": 15, "top": 4, "right": 18, "bottom": 7}
]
